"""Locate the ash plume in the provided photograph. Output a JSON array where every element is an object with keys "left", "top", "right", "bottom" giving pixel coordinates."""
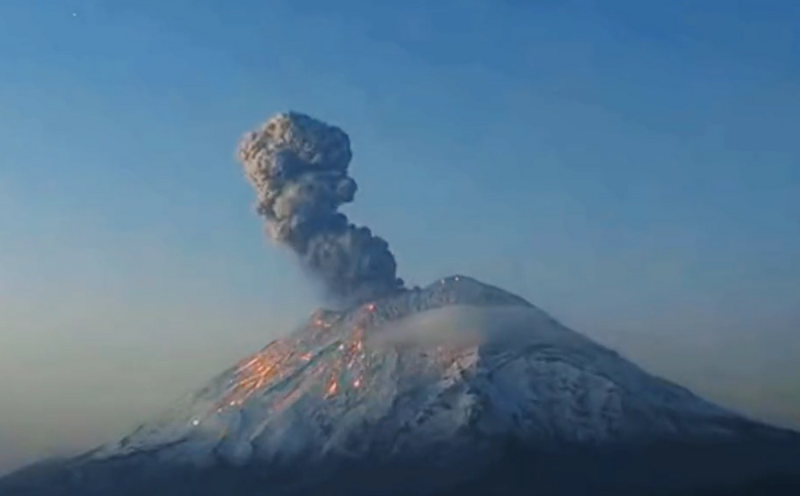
[{"left": 237, "top": 111, "right": 404, "bottom": 305}]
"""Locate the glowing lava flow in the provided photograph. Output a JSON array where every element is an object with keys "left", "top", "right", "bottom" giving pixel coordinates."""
[
  {"left": 217, "top": 306, "right": 376, "bottom": 409},
  {"left": 217, "top": 338, "right": 303, "bottom": 409},
  {"left": 323, "top": 317, "right": 370, "bottom": 399},
  {"left": 214, "top": 299, "right": 462, "bottom": 413},
  {"left": 222, "top": 352, "right": 282, "bottom": 407}
]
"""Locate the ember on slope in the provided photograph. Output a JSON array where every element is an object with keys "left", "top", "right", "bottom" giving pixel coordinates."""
[{"left": 219, "top": 302, "right": 379, "bottom": 410}]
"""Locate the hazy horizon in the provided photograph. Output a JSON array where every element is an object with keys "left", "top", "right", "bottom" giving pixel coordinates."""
[{"left": 1, "top": 0, "right": 798, "bottom": 475}]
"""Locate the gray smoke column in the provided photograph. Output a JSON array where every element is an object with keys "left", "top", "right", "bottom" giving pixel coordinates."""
[{"left": 237, "top": 111, "right": 404, "bottom": 304}]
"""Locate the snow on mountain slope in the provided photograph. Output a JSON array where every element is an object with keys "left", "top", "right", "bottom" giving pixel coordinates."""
[
  {"left": 2, "top": 275, "right": 798, "bottom": 496},
  {"left": 88, "top": 275, "right": 761, "bottom": 468}
]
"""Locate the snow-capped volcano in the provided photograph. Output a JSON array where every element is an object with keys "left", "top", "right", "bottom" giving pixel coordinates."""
[
  {"left": 93, "top": 276, "right": 755, "bottom": 463},
  {"left": 2, "top": 276, "right": 799, "bottom": 496}
]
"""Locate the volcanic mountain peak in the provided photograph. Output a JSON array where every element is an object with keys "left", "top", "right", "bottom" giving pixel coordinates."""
[
  {"left": 89, "top": 276, "right": 762, "bottom": 468},
  {"left": 2, "top": 276, "right": 798, "bottom": 496}
]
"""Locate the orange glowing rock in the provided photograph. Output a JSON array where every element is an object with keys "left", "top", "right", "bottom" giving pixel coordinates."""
[
  {"left": 239, "top": 356, "right": 260, "bottom": 370},
  {"left": 221, "top": 349, "right": 294, "bottom": 407},
  {"left": 326, "top": 380, "right": 338, "bottom": 396}
]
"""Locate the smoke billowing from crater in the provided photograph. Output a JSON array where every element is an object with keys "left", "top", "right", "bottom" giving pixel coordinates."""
[{"left": 237, "top": 112, "right": 404, "bottom": 305}]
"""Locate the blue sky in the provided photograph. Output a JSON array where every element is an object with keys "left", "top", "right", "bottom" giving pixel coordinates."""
[{"left": 1, "top": 0, "right": 799, "bottom": 471}]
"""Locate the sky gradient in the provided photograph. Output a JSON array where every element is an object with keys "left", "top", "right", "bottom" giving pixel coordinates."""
[{"left": 1, "top": 0, "right": 799, "bottom": 474}]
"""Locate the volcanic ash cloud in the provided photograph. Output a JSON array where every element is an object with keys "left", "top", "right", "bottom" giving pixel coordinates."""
[{"left": 237, "top": 111, "right": 404, "bottom": 305}]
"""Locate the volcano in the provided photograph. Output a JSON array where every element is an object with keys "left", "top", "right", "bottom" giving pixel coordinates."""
[{"left": 2, "top": 276, "right": 799, "bottom": 495}]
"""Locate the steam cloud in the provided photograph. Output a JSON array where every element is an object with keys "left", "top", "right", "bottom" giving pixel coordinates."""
[
  {"left": 237, "top": 112, "right": 404, "bottom": 304},
  {"left": 369, "top": 305, "right": 592, "bottom": 350}
]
